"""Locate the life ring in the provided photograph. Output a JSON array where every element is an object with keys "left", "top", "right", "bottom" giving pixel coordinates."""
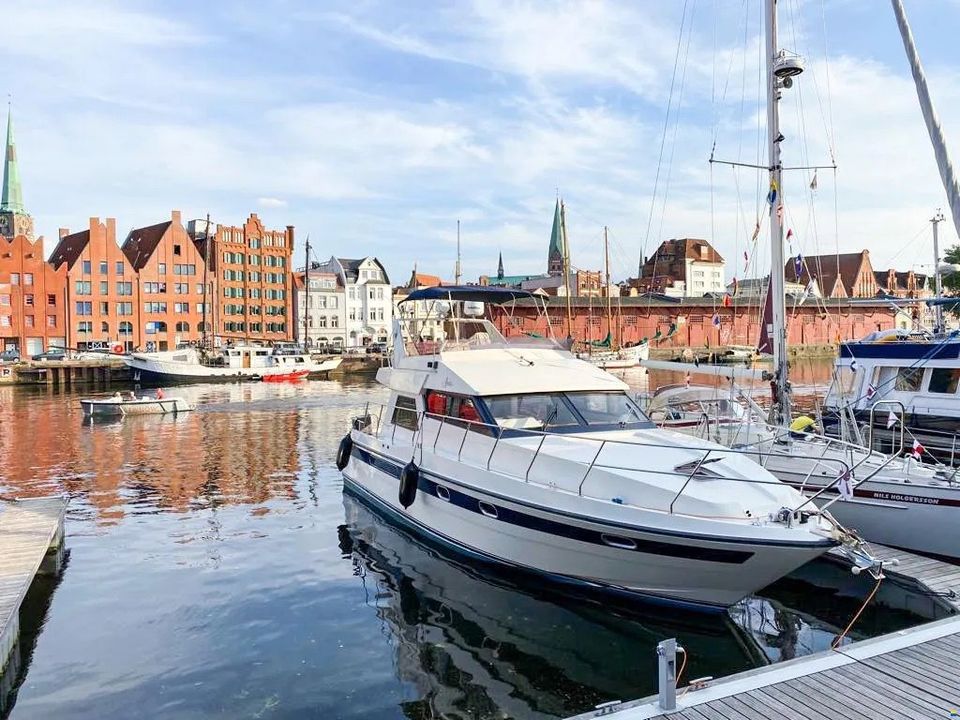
[
  {"left": 111, "top": 343, "right": 124, "bottom": 354},
  {"left": 399, "top": 461, "right": 419, "bottom": 508},
  {"left": 336, "top": 435, "right": 353, "bottom": 471}
]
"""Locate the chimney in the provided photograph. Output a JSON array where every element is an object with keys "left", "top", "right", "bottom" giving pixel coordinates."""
[
  {"left": 171, "top": 210, "right": 182, "bottom": 226},
  {"left": 59, "top": 228, "right": 70, "bottom": 238},
  {"left": 106, "top": 218, "right": 117, "bottom": 241},
  {"left": 286, "top": 225, "right": 295, "bottom": 248}
]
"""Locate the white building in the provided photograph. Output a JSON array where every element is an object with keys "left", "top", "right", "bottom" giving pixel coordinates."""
[
  {"left": 292, "top": 270, "right": 346, "bottom": 348},
  {"left": 315, "top": 256, "right": 392, "bottom": 348}
]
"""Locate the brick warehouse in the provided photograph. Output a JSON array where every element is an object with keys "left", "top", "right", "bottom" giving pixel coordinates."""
[{"left": 490, "top": 296, "right": 900, "bottom": 349}]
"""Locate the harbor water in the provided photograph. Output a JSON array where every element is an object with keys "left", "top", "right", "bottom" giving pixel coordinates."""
[{"left": 0, "top": 365, "right": 931, "bottom": 719}]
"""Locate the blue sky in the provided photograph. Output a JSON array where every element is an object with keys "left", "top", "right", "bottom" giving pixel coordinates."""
[{"left": 5, "top": 0, "right": 960, "bottom": 284}]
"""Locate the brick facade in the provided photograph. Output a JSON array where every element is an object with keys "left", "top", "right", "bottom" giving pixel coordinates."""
[{"left": 0, "top": 234, "right": 67, "bottom": 355}]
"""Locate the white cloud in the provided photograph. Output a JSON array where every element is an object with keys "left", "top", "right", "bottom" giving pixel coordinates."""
[{"left": 258, "top": 197, "right": 288, "bottom": 208}]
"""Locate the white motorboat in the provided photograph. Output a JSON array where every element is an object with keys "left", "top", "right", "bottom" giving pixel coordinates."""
[
  {"left": 646, "top": 381, "right": 960, "bottom": 559},
  {"left": 126, "top": 344, "right": 341, "bottom": 384},
  {"left": 337, "top": 286, "right": 876, "bottom": 611},
  {"left": 81, "top": 393, "right": 193, "bottom": 417},
  {"left": 577, "top": 342, "right": 649, "bottom": 369}
]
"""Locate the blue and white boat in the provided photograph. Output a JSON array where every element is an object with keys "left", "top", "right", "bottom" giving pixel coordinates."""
[
  {"left": 337, "top": 286, "right": 876, "bottom": 611},
  {"left": 823, "top": 329, "right": 960, "bottom": 461}
]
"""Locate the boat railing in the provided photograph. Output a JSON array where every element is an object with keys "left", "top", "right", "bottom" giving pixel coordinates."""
[
  {"left": 353, "top": 402, "right": 853, "bottom": 516},
  {"left": 867, "top": 400, "right": 907, "bottom": 455}
]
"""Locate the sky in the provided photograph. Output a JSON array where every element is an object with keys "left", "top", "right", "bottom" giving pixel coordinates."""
[{"left": 5, "top": 0, "right": 960, "bottom": 285}]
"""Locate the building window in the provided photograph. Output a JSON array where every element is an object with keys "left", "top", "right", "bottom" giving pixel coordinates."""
[
  {"left": 117, "top": 302, "right": 132, "bottom": 316},
  {"left": 174, "top": 303, "right": 189, "bottom": 313},
  {"left": 119, "top": 321, "right": 133, "bottom": 336},
  {"left": 175, "top": 321, "right": 190, "bottom": 332},
  {"left": 158, "top": 263, "right": 166, "bottom": 274},
  {"left": 82, "top": 260, "right": 91, "bottom": 274},
  {"left": 0, "top": 316, "right": 8, "bottom": 327},
  {"left": 100, "top": 261, "right": 108, "bottom": 274},
  {"left": 331, "top": 315, "right": 339, "bottom": 328},
  {"left": 47, "top": 315, "right": 57, "bottom": 328},
  {"left": 100, "top": 281, "right": 108, "bottom": 295},
  {"left": 24, "top": 315, "right": 34, "bottom": 328},
  {"left": 144, "top": 302, "right": 167, "bottom": 313},
  {"left": 349, "top": 288, "right": 355, "bottom": 300},
  {"left": 24, "top": 273, "right": 33, "bottom": 285},
  {"left": 0, "top": 294, "right": 8, "bottom": 306},
  {"left": 24, "top": 294, "right": 34, "bottom": 306},
  {"left": 10, "top": 273, "right": 19, "bottom": 285},
  {"left": 196, "top": 284, "right": 204, "bottom": 295},
  {"left": 116, "top": 282, "right": 133, "bottom": 296},
  {"left": 47, "top": 294, "right": 57, "bottom": 306},
  {"left": 318, "top": 316, "right": 328, "bottom": 328},
  {"left": 78, "top": 321, "right": 92, "bottom": 334},
  {"left": 116, "top": 262, "right": 125, "bottom": 275},
  {"left": 75, "top": 281, "right": 91, "bottom": 295},
  {"left": 174, "top": 244, "right": 182, "bottom": 256},
  {"left": 376, "top": 287, "right": 383, "bottom": 300},
  {"left": 75, "top": 301, "right": 92, "bottom": 315},
  {"left": 175, "top": 283, "right": 189, "bottom": 294},
  {"left": 100, "top": 302, "right": 109, "bottom": 315},
  {"left": 101, "top": 321, "right": 109, "bottom": 333}
]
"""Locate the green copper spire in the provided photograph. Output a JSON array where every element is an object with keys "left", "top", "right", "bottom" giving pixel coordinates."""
[
  {"left": 547, "top": 199, "right": 564, "bottom": 276},
  {"left": 1, "top": 106, "right": 24, "bottom": 214}
]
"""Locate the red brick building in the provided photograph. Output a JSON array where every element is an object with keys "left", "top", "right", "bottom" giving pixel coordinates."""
[
  {"left": 49, "top": 217, "right": 140, "bottom": 351},
  {"left": 786, "top": 250, "right": 879, "bottom": 299},
  {"left": 630, "top": 239, "right": 726, "bottom": 297},
  {"left": 191, "top": 213, "right": 294, "bottom": 344},
  {"left": 123, "top": 210, "right": 208, "bottom": 351},
  {"left": 0, "top": 234, "right": 67, "bottom": 356}
]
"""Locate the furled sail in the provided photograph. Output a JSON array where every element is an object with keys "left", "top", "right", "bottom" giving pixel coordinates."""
[{"left": 892, "top": 0, "right": 960, "bottom": 238}]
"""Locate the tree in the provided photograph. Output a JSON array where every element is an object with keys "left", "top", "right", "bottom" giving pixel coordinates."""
[{"left": 943, "top": 244, "right": 960, "bottom": 294}]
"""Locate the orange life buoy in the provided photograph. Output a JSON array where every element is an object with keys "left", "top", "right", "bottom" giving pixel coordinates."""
[{"left": 111, "top": 343, "right": 124, "bottom": 354}]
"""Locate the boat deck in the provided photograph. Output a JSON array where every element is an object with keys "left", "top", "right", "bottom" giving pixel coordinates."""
[
  {"left": 569, "top": 542, "right": 960, "bottom": 720},
  {"left": 0, "top": 498, "right": 67, "bottom": 680}
]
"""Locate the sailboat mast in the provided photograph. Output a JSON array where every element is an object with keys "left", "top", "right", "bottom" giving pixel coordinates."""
[
  {"left": 561, "top": 200, "right": 573, "bottom": 337},
  {"left": 765, "top": 0, "right": 791, "bottom": 426},
  {"left": 304, "top": 236, "right": 311, "bottom": 348},
  {"left": 455, "top": 219, "right": 462, "bottom": 285},
  {"left": 932, "top": 209, "right": 945, "bottom": 332},
  {"left": 604, "top": 226, "right": 613, "bottom": 348}
]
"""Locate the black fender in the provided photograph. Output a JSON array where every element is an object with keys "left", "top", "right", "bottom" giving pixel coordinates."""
[
  {"left": 399, "top": 461, "right": 419, "bottom": 508},
  {"left": 336, "top": 434, "right": 353, "bottom": 471}
]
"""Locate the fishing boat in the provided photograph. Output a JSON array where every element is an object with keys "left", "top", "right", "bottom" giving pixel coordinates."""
[
  {"left": 643, "top": 376, "right": 960, "bottom": 559},
  {"left": 126, "top": 344, "right": 341, "bottom": 384},
  {"left": 81, "top": 393, "right": 193, "bottom": 417},
  {"left": 337, "top": 286, "right": 876, "bottom": 611}
]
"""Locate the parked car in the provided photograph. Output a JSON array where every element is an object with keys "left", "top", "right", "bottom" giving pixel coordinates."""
[
  {"left": 31, "top": 349, "right": 66, "bottom": 362},
  {"left": 0, "top": 348, "right": 20, "bottom": 363},
  {"left": 345, "top": 347, "right": 365, "bottom": 355},
  {"left": 366, "top": 343, "right": 388, "bottom": 354}
]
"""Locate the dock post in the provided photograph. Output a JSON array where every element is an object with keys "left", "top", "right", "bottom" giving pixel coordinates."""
[{"left": 656, "top": 638, "right": 678, "bottom": 712}]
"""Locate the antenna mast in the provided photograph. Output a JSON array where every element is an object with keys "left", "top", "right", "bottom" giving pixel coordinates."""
[{"left": 455, "top": 219, "right": 462, "bottom": 285}]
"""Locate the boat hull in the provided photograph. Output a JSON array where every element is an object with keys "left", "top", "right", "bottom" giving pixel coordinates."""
[
  {"left": 80, "top": 398, "right": 193, "bottom": 417},
  {"left": 343, "top": 434, "right": 834, "bottom": 611},
  {"left": 126, "top": 357, "right": 341, "bottom": 385}
]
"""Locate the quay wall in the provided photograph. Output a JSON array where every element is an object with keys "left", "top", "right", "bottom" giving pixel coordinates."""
[{"left": 492, "top": 297, "right": 898, "bottom": 350}]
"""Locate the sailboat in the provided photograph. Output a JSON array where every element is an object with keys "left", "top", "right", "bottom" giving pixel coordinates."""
[
  {"left": 640, "top": 0, "right": 960, "bottom": 559},
  {"left": 820, "top": 0, "right": 960, "bottom": 462},
  {"left": 576, "top": 226, "right": 649, "bottom": 368}
]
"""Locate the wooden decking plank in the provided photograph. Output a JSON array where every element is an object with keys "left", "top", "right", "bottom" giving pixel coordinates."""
[
  {"left": 731, "top": 691, "right": 799, "bottom": 720},
  {"left": 746, "top": 689, "right": 821, "bottom": 720},
  {"left": 867, "top": 647, "right": 960, "bottom": 691},
  {"left": 714, "top": 697, "right": 773, "bottom": 720},
  {"left": 792, "top": 672, "right": 903, "bottom": 720},
  {"left": 833, "top": 664, "right": 951, "bottom": 716},
  {"left": 858, "top": 656, "right": 960, "bottom": 704},
  {"left": 815, "top": 667, "right": 932, "bottom": 720},
  {"left": 761, "top": 683, "right": 846, "bottom": 720},
  {"left": 896, "top": 644, "right": 960, "bottom": 687},
  {"left": 863, "top": 653, "right": 960, "bottom": 698},
  {"left": 678, "top": 704, "right": 731, "bottom": 720},
  {"left": 777, "top": 679, "right": 859, "bottom": 720}
]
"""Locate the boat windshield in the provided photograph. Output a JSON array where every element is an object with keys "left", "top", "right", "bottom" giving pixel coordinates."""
[{"left": 483, "top": 391, "right": 652, "bottom": 430}]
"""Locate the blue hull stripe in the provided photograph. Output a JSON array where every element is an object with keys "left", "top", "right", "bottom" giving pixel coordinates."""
[
  {"left": 840, "top": 341, "right": 960, "bottom": 360},
  {"left": 351, "top": 445, "right": 754, "bottom": 564},
  {"left": 343, "top": 476, "right": 729, "bottom": 614}
]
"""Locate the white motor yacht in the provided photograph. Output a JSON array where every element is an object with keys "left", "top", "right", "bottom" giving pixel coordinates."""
[
  {"left": 126, "top": 344, "right": 341, "bottom": 384},
  {"left": 337, "top": 287, "right": 875, "bottom": 611},
  {"left": 646, "top": 381, "right": 960, "bottom": 559}
]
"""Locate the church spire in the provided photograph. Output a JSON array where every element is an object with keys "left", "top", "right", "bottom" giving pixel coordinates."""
[
  {"left": 547, "top": 199, "right": 564, "bottom": 276},
  {"left": 1, "top": 105, "right": 25, "bottom": 214},
  {"left": 497, "top": 251, "right": 504, "bottom": 279}
]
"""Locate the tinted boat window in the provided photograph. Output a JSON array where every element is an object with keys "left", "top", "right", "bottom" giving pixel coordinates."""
[
  {"left": 928, "top": 368, "right": 960, "bottom": 394},
  {"left": 895, "top": 367, "right": 924, "bottom": 392},
  {"left": 484, "top": 394, "right": 578, "bottom": 430},
  {"left": 567, "top": 392, "right": 650, "bottom": 425},
  {"left": 392, "top": 395, "right": 419, "bottom": 431}
]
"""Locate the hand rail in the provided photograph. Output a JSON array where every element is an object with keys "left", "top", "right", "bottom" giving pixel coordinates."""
[
  {"left": 868, "top": 400, "right": 906, "bottom": 454},
  {"left": 487, "top": 426, "right": 504, "bottom": 471},
  {"left": 577, "top": 441, "right": 607, "bottom": 496},
  {"left": 525, "top": 434, "right": 548, "bottom": 482},
  {"left": 669, "top": 450, "right": 711, "bottom": 514}
]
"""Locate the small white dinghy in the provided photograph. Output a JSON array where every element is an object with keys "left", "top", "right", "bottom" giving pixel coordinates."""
[{"left": 81, "top": 393, "right": 193, "bottom": 417}]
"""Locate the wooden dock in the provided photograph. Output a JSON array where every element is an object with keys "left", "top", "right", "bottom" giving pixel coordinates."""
[
  {"left": 0, "top": 498, "right": 67, "bottom": 680},
  {"left": 571, "top": 543, "right": 960, "bottom": 720}
]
